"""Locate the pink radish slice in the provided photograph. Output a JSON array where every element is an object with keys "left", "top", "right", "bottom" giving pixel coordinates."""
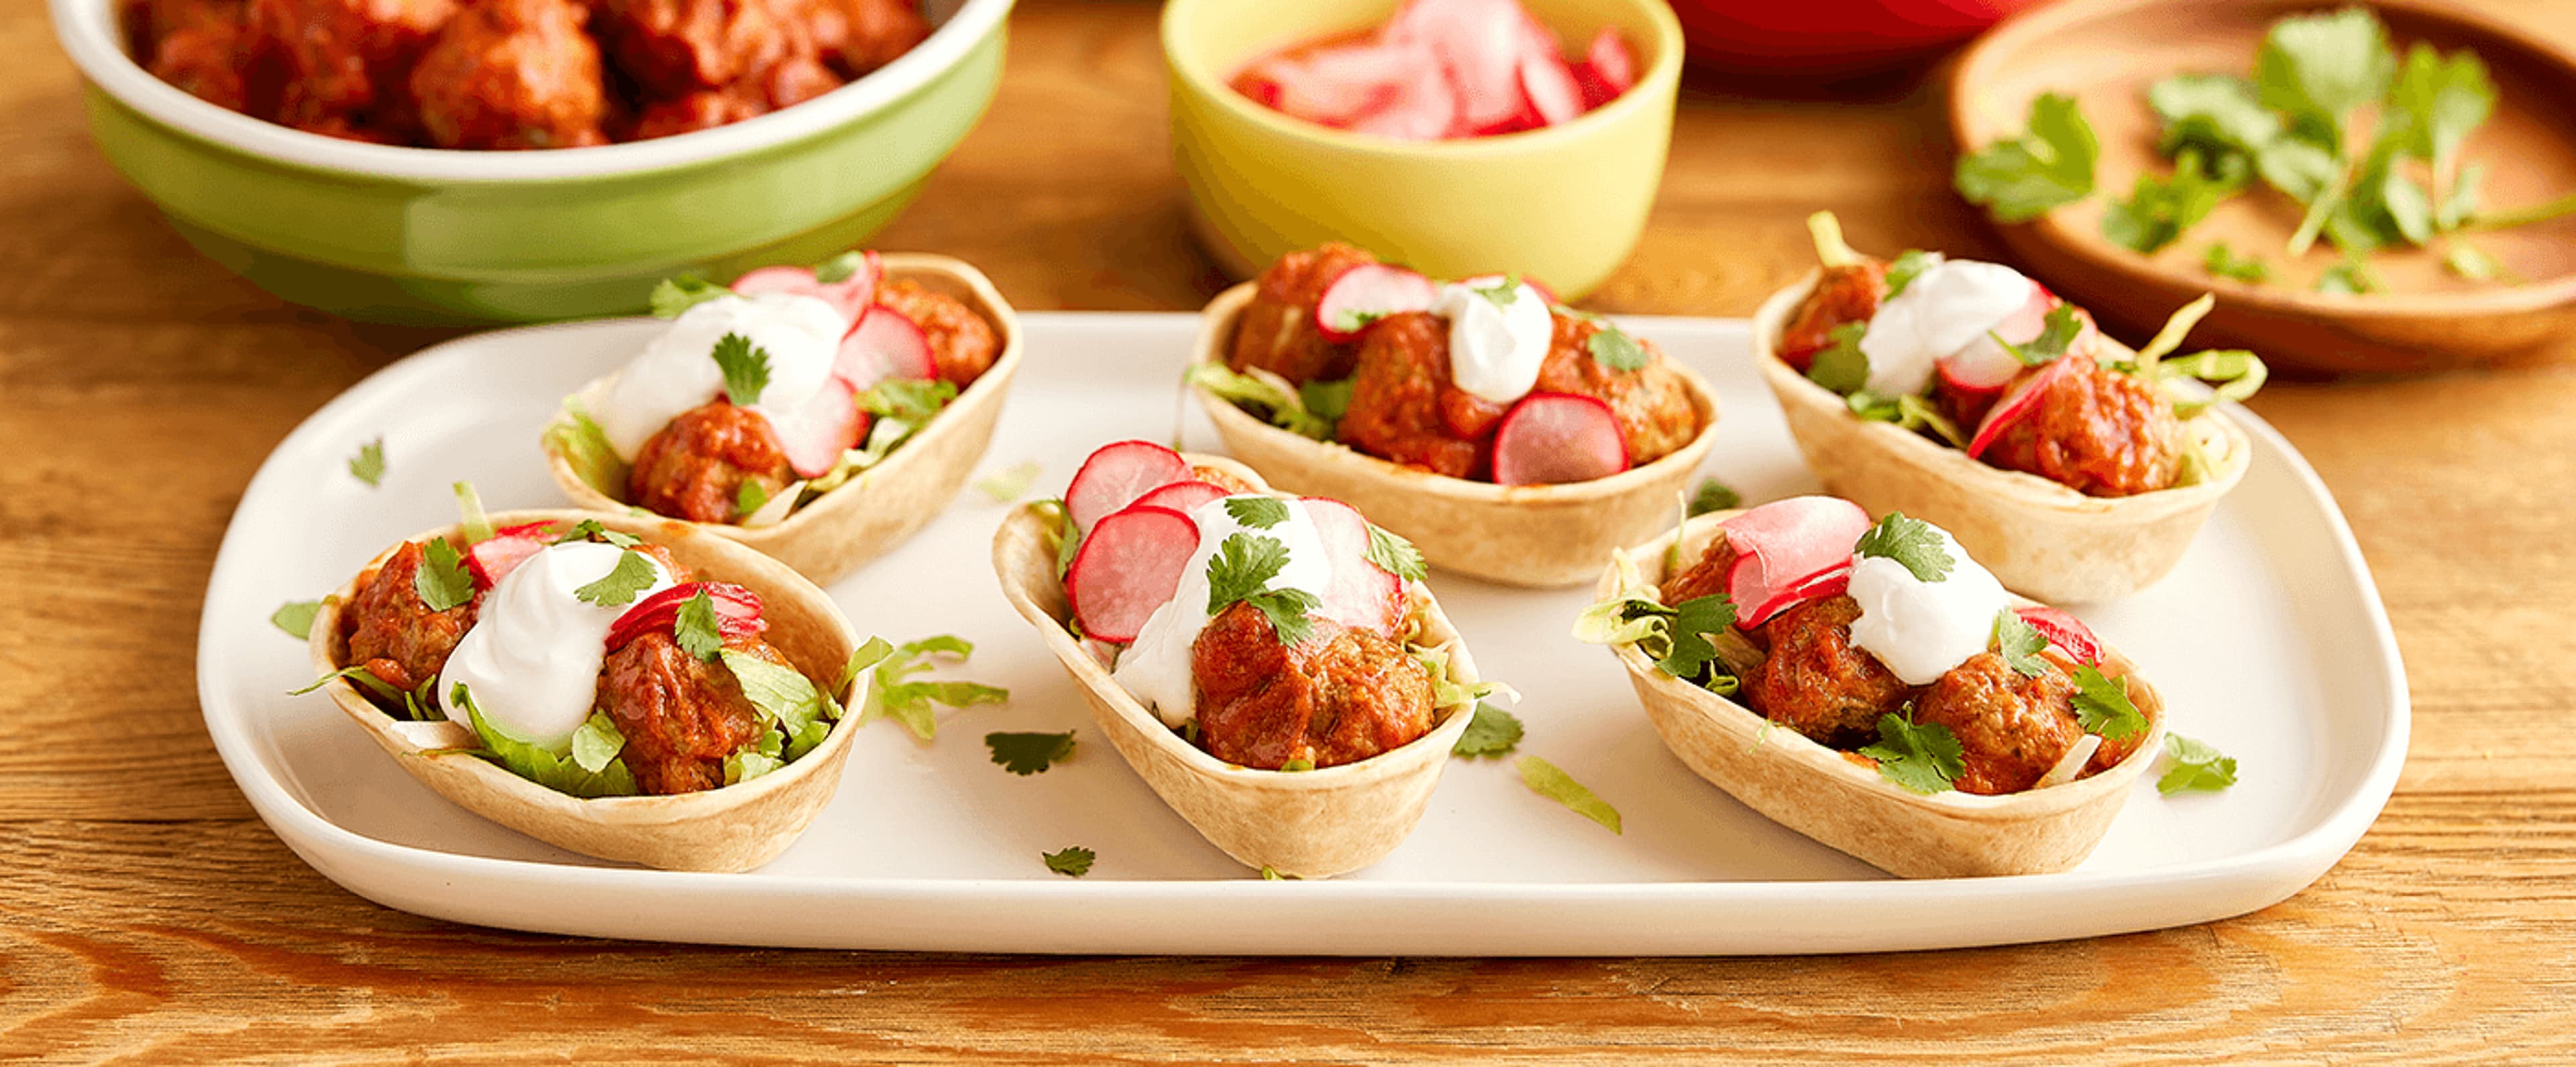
[
  {"left": 465, "top": 534, "right": 548, "bottom": 588},
  {"left": 1250, "top": 43, "right": 1424, "bottom": 126},
  {"left": 2017, "top": 606, "right": 2102, "bottom": 666},
  {"left": 1585, "top": 27, "right": 1635, "bottom": 95},
  {"left": 1493, "top": 392, "right": 1629, "bottom": 486},
  {"left": 1514, "top": 20, "right": 1584, "bottom": 127},
  {"left": 1316, "top": 264, "right": 1440, "bottom": 341},
  {"left": 731, "top": 265, "right": 820, "bottom": 298},
  {"left": 493, "top": 520, "right": 559, "bottom": 541},
  {"left": 1966, "top": 349, "right": 2082, "bottom": 459},
  {"left": 1745, "top": 564, "right": 1851, "bottom": 627},
  {"left": 756, "top": 376, "right": 864, "bottom": 479},
  {"left": 1300, "top": 497, "right": 1403, "bottom": 636},
  {"left": 1939, "top": 282, "right": 2072, "bottom": 392},
  {"left": 1383, "top": 0, "right": 1529, "bottom": 131},
  {"left": 1128, "top": 480, "right": 1230, "bottom": 517},
  {"left": 1715, "top": 496, "right": 1873, "bottom": 626},
  {"left": 1344, "top": 56, "right": 1464, "bottom": 140},
  {"left": 1067, "top": 506, "right": 1201, "bottom": 643},
  {"left": 813, "top": 249, "right": 882, "bottom": 327},
  {"left": 833, "top": 303, "right": 936, "bottom": 389},
  {"left": 1066, "top": 440, "right": 1193, "bottom": 532}
]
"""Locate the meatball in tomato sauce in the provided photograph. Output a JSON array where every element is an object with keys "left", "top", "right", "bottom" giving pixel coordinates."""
[
  {"left": 1741, "top": 595, "right": 1910, "bottom": 748},
  {"left": 1228, "top": 242, "right": 1379, "bottom": 386},
  {"left": 1190, "top": 601, "right": 1438, "bottom": 770},
  {"left": 339, "top": 539, "right": 478, "bottom": 698},
  {"left": 1775, "top": 259, "right": 1887, "bottom": 371},
  {"left": 877, "top": 278, "right": 1000, "bottom": 388},
  {"left": 627, "top": 398, "right": 797, "bottom": 524},
  {"left": 1982, "top": 356, "right": 2184, "bottom": 498},
  {"left": 1534, "top": 314, "right": 1698, "bottom": 467},
  {"left": 596, "top": 629, "right": 784, "bottom": 794},
  {"left": 409, "top": 0, "right": 606, "bottom": 150},
  {"left": 1337, "top": 311, "right": 1503, "bottom": 480}
]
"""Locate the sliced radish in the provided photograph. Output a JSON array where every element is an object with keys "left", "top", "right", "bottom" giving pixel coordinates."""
[
  {"left": 813, "top": 249, "right": 881, "bottom": 326},
  {"left": 834, "top": 303, "right": 936, "bottom": 389},
  {"left": 1966, "top": 351, "right": 2083, "bottom": 459},
  {"left": 756, "top": 377, "right": 864, "bottom": 479},
  {"left": 465, "top": 533, "right": 548, "bottom": 589},
  {"left": 1514, "top": 19, "right": 1584, "bottom": 127},
  {"left": 2016, "top": 606, "right": 2102, "bottom": 666},
  {"left": 1716, "top": 496, "right": 1873, "bottom": 626},
  {"left": 1067, "top": 440, "right": 1193, "bottom": 532},
  {"left": 494, "top": 520, "right": 559, "bottom": 541},
  {"left": 1584, "top": 27, "right": 1635, "bottom": 95},
  {"left": 1492, "top": 392, "right": 1628, "bottom": 486},
  {"left": 1316, "top": 264, "right": 1439, "bottom": 341},
  {"left": 1067, "top": 506, "right": 1201, "bottom": 642},
  {"left": 1938, "top": 283, "right": 2099, "bottom": 393},
  {"left": 730, "top": 265, "right": 819, "bottom": 298},
  {"left": 604, "top": 581, "right": 768, "bottom": 653},
  {"left": 1345, "top": 56, "right": 1464, "bottom": 140},
  {"left": 1300, "top": 497, "right": 1403, "bottom": 636},
  {"left": 1246, "top": 42, "right": 1424, "bottom": 127},
  {"left": 1383, "top": 0, "right": 1529, "bottom": 132},
  {"left": 1745, "top": 564, "right": 1851, "bottom": 627},
  {"left": 1128, "top": 480, "right": 1230, "bottom": 516}
]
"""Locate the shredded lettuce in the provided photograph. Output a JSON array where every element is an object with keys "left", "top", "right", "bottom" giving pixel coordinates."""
[
  {"left": 545, "top": 397, "right": 629, "bottom": 498},
  {"left": 450, "top": 683, "right": 640, "bottom": 798},
  {"left": 1185, "top": 363, "right": 1336, "bottom": 440}
]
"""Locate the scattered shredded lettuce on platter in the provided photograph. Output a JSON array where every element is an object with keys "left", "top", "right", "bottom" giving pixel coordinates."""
[
  {"left": 974, "top": 460, "right": 1042, "bottom": 504},
  {"left": 272, "top": 600, "right": 323, "bottom": 640},
  {"left": 1515, "top": 756, "right": 1622, "bottom": 834},
  {"left": 855, "top": 636, "right": 1009, "bottom": 742}
]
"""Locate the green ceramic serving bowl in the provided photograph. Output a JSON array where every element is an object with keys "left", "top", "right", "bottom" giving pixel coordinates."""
[
  {"left": 50, "top": 0, "right": 1014, "bottom": 324},
  {"left": 1165, "top": 0, "right": 1683, "bottom": 300}
]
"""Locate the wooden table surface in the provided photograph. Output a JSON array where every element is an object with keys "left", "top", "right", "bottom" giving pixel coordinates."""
[{"left": 8, "top": 0, "right": 2576, "bottom": 1060}]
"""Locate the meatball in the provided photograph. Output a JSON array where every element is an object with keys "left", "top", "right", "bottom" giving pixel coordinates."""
[
  {"left": 877, "top": 278, "right": 999, "bottom": 388},
  {"left": 135, "top": 0, "right": 259, "bottom": 111},
  {"left": 1743, "top": 595, "right": 1909, "bottom": 748},
  {"left": 1533, "top": 313, "right": 1700, "bottom": 466},
  {"left": 595, "top": 0, "right": 795, "bottom": 97},
  {"left": 631, "top": 87, "right": 766, "bottom": 139},
  {"left": 595, "top": 629, "right": 782, "bottom": 794},
  {"left": 1337, "top": 311, "right": 1501, "bottom": 479},
  {"left": 627, "top": 398, "right": 796, "bottom": 523},
  {"left": 340, "top": 539, "right": 478, "bottom": 697},
  {"left": 1912, "top": 651, "right": 2084, "bottom": 795},
  {"left": 755, "top": 52, "right": 845, "bottom": 109},
  {"left": 248, "top": 0, "right": 456, "bottom": 129},
  {"left": 1776, "top": 260, "right": 1887, "bottom": 371},
  {"left": 1983, "top": 356, "right": 2184, "bottom": 497},
  {"left": 1191, "top": 602, "right": 1438, "bottom": 770},
  {"left": 1659, "top": 537, "right": 1739, "bottom": 607},
  {"left": 1228, "top": 243, "right": 1379, "bottom": 386},
  {"left": 787, "top": 0, "right": 927, "bottom": 76},
  {"left": 409, "top": 0, "right": 606, "bottom": 150}
]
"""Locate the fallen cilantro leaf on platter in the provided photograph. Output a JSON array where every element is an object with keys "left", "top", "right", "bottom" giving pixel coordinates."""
[
  {"left": 272, "top": 600, "right": 323, "bottom": 640},
  {"left": 1043, "top": 846, "right": 1095, "bottom": 877},
  {"left": 1687, "top": 478, "right": 1741, "bottom": 516},
  {"left": 2157, "top": 733, "right": 2240, "bottom": 795},
  {"left": 348, "top": 437, "right": 387, "bottom": 488},
  {"left": 985, "top": 730, "right": 1075, "bottom": 775}
]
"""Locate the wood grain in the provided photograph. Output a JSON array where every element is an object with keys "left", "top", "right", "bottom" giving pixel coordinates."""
[{"left": 6, "top": 0, "right": 2576, "bottom": 1059}]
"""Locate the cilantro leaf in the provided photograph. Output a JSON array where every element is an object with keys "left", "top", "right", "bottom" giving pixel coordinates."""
[
  {"left": 810, "top": 251, "right": 867, "bottom": 284},
  {"left": 1245, "top": 587, "right": 1321, "bottom": 647},
  {"left": 860, "top": 635, "right": 1009, "bottom": 742},
  {"left": 414, "top": 539, "right": 476, "bottom": 612},
  {"left": 2444, "top": 241, "right": 2506, "bottom": 281},
  {"left": 573, "top": 550, "right": 657, "bottom": 607},
  {"left": 1451, "top": 704, "right": 1523, "bottom": 757},
  {"left": 1224, "top": 496, "right": 1289, "bottom": 529},
  {"left": 1861, "top": 713, "right": 1964, "bottom": 794},
  {"left": 1043, "top": 846, "right": 1095, "bottom": 877},
  {"left": 985, "top": 730, "right": 1075, "bottom": 775},
  {"left": 1955, "top": 92, "right": 2098, "bottom": 223},
  {"left": 711, "top": 333, "right": 770, "bottom": 407},
  {"left": 1687, "top": 478, "right": 1741, "bottom": 516},
  {"left": 1470, "top": 274, "right": 1521, "bottom": 305},
  {"left": 1654, "top": 594, "right": 1738, "bottom": 680},
  {"left": 1364, "top": 522, "right": 1427, "bottom": 583},
  {"left": 2102, "top": 148, "right": 2245, "bottom": 254},
  {"left": 1854, "top": 512, "right": 1953, "bottom": 582},
  {"left": 1804, "top": 321, "right": 1870, "bottom": 395},
  {"left": 555, "top": 519, "right": 641, "bottom": 548},
  {"left": 674, "top": 588, "right": 724, "bottom": 662},
  {"left": 1989, "top": 302, "right": 2085, "bottom": 368},
  {"left": 2157, "top": 733, "right": 2239, "bottom": 795},
  {"left": 1515, "top": 756, "right": 1621, "bottom": 834},
  {"left": 1586, "top": 323, "right": 1648, "bottom": 372},
  {"left": 974, "top": 461, "right": 1042, "bottom": 504},
  {"left": 1205, "top": 533, "right": 1290, "bottom": 614},
  {"left": 569, "top": 712, "right": 628, "bottom": 774},
  {"left": 2149, "top": 73, "right": 2282, "bottom": 165},
  {"left": 451, "top": 683, "right": 640, "bottom": 797},
  {"left": 1994, "top": 610, "right": 2049, "bottom": 677},
  {"left": 2071, "top": 665, "right": 2148, "bottom": 740},
  {"left": 735, "top": 478, "right": 769, "bottom": 519},
  {"left": 649, "top": 275, "right": 729, "bottom": 319},
  {"left": 272, "top": 600, "right": 323, "bottom": 640},
  {"left": 2317, "top": 257, "right": 2381, "bottom": 294},
  {"left": 1880, "top": 249, "right": 1939, "bottom": 300},
  {"left": 348, "top": 437, "right": 386, "bottom": 488},
  {"left": 2202, "top": 241, "right": 2272, "bottom": 283},
  {"left": 2257, "top": 7, "right": 2396, "bottom": 138}
]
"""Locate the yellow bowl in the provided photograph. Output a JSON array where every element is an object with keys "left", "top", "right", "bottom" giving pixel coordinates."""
[{"left": 1163, "top": 0, "right": 1684, "bottom": 299}]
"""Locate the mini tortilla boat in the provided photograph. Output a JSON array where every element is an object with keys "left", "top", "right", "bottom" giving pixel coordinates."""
[
  {"left": 1751, "top": 269, "right": 2251, "bottom": 604},
  {"left": 1190, "top": 281, "right": 1724, "bottom": 589},
  {"left": 542, "top": 254, "right": 1025, "bottom": 585},
  {"left": 1600, "top": 510, "right": 2168, "bottom": 879},
  {"left": 990, "top": 454, "right": 1481, "bottom": 878},
  {"left": 307, "top": 509, "right": 865, "bottom": 873}
]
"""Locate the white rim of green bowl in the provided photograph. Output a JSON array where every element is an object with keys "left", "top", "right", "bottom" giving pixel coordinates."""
[{"left": 49, "top": 0, "right": 1016, "bottom": 182}]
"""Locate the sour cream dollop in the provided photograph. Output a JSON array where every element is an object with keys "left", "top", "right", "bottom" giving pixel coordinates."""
[
  {"left": 594, "top": 292, "right": 848, "bottom": 460},
  {"left": 1112, "top": 496, "right": 1334, "bottom": 727},
  {"left": 1432, "top": 281, "right": 1554, "bottom": 406},
  {"left": 1845, "top": 525, "right": 2012, "bottom": 686},
  {"left": 1856, "top": 258, "right": 2031, "bottom": 397},
  {"left": 437, "top": 541, "right": 675, "bottom": 750}
]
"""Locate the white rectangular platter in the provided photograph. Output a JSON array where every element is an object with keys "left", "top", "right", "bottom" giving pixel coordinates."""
[{"left": 196, "top": 312, "right": 2408, "bottom": 956}]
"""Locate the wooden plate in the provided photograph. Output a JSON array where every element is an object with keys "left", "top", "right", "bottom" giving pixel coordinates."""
[{"left": 1949, "top": 0, "right": 2576, "bottom": 374}]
